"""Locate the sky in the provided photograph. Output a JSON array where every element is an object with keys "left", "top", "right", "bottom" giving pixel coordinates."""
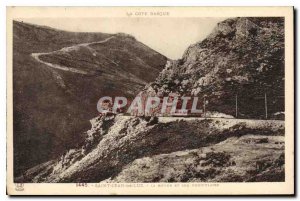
[{"left": 20, "top": 18, "right": 225, "bottom": 59}]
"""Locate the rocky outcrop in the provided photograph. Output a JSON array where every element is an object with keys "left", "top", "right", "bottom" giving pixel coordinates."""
[{"left": 146, "top": 17, "right": 284, "bottom": 118}]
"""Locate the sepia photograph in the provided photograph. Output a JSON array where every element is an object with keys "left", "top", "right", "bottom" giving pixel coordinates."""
[{"left": 6, "top": 7, "right": 294, "bottom": 195}]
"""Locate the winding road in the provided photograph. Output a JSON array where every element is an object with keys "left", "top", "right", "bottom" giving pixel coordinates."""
[{"left": 31, "top": 36, "right": 116, "bottom": 74}]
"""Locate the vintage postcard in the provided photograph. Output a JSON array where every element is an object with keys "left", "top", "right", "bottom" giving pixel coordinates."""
[{"left": 6, "top": 7, "right": 294, "bottom": 195}]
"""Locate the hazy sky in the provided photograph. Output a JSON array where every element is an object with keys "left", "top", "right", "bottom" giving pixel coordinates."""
[{"left": 20, "top": 18, "right": 225, "bottom": 59}]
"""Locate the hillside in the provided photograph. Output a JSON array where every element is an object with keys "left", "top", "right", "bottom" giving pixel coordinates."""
[
  {"left": 14, "top": 17, "right": 286, "bottom": 183},
  {"left": 13, "top": 21, "right": 167, "bottom": 177},
  {"left": 16, "top": 115, "right": 284, "bottom": 182},
  {"left": 146, "top": 17, "right": 284, "bottom": 118}
]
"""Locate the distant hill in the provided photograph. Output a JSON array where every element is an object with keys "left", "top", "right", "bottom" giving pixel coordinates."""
[{"left": 13, "top": 21, "right": 167, "bottom": 177}]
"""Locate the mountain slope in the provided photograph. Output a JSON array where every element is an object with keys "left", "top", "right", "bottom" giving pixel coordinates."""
[
  {"left": 14, "top": 17, "right": 286, "bottom": 183},
  {"left": 13, "top": 21, "right": 167, "bottom": 177}
]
